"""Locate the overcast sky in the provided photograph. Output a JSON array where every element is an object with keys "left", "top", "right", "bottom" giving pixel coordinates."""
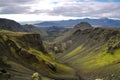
[{"left": 0, "top": 0, "right": 120, "bottom": 21}]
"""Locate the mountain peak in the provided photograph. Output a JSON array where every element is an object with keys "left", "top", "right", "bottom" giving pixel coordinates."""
[
  {"left": 74, "top": 22, "right": 92, "bottom": 30},
  {"left": 100, "top": 17, "right": 109, "bottom": 20}
]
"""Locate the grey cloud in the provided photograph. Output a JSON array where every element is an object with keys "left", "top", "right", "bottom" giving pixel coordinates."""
[
  {"left": 0, "top": 0, "right": 36, "bottom": 4},
  {"left": 0, "top": 6, "right": 30, "bottom": 14},
  {"left": 44, "top": 2, "right": 120, "bottom": 18},
  {"left": 0, "top": 0, "right": 39, "bottom": 14}
]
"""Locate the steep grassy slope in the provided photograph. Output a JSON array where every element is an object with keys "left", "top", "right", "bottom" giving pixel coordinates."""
[
  {"left": 0, "top": 30, "right": 78, "bottom": 80},
  {"left": 56, "top": 23, "right": 120, "bottom": 80}
]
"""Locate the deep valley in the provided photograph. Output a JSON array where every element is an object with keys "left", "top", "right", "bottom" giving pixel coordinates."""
[{"left": 0, "top": 18, "right": 120, "bottom": 80}]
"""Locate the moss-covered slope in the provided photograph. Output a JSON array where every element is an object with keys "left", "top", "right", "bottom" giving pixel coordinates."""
[
  {"left": 0, "top": 30, "right": 78, "bottom": 80},
  {"left": 56, "top": 24, "right": 120, "bottom": 80}
]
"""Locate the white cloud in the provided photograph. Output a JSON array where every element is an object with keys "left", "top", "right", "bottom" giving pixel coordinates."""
[
  {"left": 84, "top": 0, "right": 96, "bottom": 2},
  {"left": 0, "top": 14, "right": 79, "bottom": 21},
  {"left": 0, "top": 0, "right": 120, "bottom": 21}
]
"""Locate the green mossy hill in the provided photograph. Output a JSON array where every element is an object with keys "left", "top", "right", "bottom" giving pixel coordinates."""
[
  {"left": 74, "top": 22, "right": 92, "bottom": 30},
  {"left": 0, "top": 30, "right": 78, "bottom": 80},
  {"left": 56, "top": 27, "right": 120, "bottom": 80},
  {"left": 55, "top": 22, "right": 93, "bottom": 42}
]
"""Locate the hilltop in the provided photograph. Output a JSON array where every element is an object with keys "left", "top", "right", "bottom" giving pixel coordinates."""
[{"left": 55, "top": 22, "right": 92, "bottom": 42}]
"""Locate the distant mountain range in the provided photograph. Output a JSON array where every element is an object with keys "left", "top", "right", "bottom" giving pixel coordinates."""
[{"left": 35, "top": 18, "right": 120, "bottom": 28}]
